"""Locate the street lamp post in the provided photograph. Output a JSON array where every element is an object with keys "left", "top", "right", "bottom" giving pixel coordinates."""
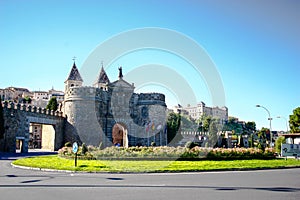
[
  {"left": 256, "top": 105, "right": 273, "bottom": 147},
  {"left": 277, "top": 116, "right": 289, "bottom": 133}
]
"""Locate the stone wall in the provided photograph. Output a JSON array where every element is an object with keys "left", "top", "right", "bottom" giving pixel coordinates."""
[
  {"left": 63, "top": 87, "right": 104, "bottom": 147},
  {"left": 63, "top": 78, "right": 168, "bottom": 148},
  {"left": 0, "top": 102, "right": 64, "bottom": 153}
]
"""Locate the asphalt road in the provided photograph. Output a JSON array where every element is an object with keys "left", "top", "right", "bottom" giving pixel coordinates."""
[{"left": 0, "top": 153, "right": 299, "bottom": 200}]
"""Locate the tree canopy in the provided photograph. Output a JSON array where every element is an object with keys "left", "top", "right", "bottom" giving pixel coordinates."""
[
  {"left": 46, "top": 97, "right": 58, "bottom": 111},
  {"left": 166, "top": 112, "right": 182, "bottom": 144},
  {"left": 207, "top": 120, "right": 219, "bottom": 147},
  {"left": 222, "top": 117, "right": 256, "bottom": 135},
  {"left": 22, "top": 96, "right": 32, "bottom": 104},
  {"left": 289, "top": 107, "right": 300, "bottom": 133},
  {"left": 197, "top": 114, "right": 214, "bottom": 132}
]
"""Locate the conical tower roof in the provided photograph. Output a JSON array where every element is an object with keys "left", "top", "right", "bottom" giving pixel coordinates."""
[
  {"left": 65, "top": 62, "right": 83, "bottom": 82},
  {"left": 95, "top": 66, "right": 110, "bottom": 84}
]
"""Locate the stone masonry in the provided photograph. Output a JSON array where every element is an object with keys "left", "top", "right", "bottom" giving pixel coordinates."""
[
  {"left": 0, "top": 62, "right": 168, "bottom": 152},
  {"left": 62, "top": 63, "right": 167, "bottom": 148},
  {"left": 0, "top": 102, "right": 64, "bottom": 153}
]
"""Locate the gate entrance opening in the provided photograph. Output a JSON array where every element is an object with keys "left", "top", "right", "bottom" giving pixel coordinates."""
[
  {"left": 112, "top": 123, "right": 128, "bottom": 147},
  {"left": 29, "top": 123, "right": 55, "bottom": 151}
]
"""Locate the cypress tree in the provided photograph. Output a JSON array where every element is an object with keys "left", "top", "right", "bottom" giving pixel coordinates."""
[
  {"left": 0, "top": 96, "right": 5, "bottom": 139},
  {"left": 46, "top": 97, "right": 58, "bottom": 111}
]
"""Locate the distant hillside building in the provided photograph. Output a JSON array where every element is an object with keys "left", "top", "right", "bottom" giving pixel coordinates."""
[
  {"left": 175, "top": 102, "right": 228, "bottom": 123},
  {"left": 0, "top": 87, "right": 31, "bottom": 102},
  {"left": 0, "top": 86, "right": 64, "bottom": 108},
  {"left": 32, "top": 91, "right": 48, "bottom": 100}
]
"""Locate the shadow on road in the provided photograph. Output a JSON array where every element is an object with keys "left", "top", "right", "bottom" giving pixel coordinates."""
[{"left": 0, "top": 150, "right": 57, "bottom": 160}]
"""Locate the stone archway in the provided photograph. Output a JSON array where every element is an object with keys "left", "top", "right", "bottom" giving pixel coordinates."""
[{"left": 112, "top": 123, "right": 128, "bottom": 147}]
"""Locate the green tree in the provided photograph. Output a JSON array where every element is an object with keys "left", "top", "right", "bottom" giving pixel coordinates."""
[
  {"left": 181, "top": 115, "right": 197, "bottom": 132},
  {"left": 197, "top": 114, "right": 212, "bottom": 132},
  {"left": 207, "top": 120, "right": 219, "bottom": 147},
  {"left": 222, "top": 117, "right": 243, "bottom": 134},
  {"left": 289, "top": 107, "right": 300, "bottom": 133},
  {"left": 166, "top": 112, "right": 182, "bottom": 144},
  {"left": 81, "top": 143, "right": 88, "bottom": 155},
  {"left": 0, "top": 96, "right": 4, "bottom": 139},
  {"left": 245, "top": 121, "right": 256, "bottom": 133},
  {"left": 239, "top": 135, "right": 244, "bottom": 147},
  {"left": 22, "top": 96, "right": 32, "bottom": 104},
  {"left": 257, "top": 127, "right": 269, "bottom": 150},
  {"left": 46, "top": 97, "right": 58, "bottom": 111}
]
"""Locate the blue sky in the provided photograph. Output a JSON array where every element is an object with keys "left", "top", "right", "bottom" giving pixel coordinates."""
[{"left": 0, "top": 0, "right": 299, "bottom": 131}]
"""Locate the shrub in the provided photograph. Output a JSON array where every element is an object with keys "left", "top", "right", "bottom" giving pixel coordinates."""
[
  {"left": 206, "top": 148, "right": 276, "bottom": 160},
  {"left": 185, "top": 141, "right": 198, "bottom": 149},
  {"left": 65, "top": 142, "right": 72, "bottom": 147},
  {"left": 81, "top": 143, "right": 88, "bottom": 155},
  {"left": 58, "top": 146, "right": 276, "bottom": 161}
]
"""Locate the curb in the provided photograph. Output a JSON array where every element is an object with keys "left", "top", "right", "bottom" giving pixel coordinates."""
[
  {"left": 11, "top": 163, "right": 76, "bottom": 173},
  {"left": 11, "top": 162, "right": 300, "bottom": 174}
]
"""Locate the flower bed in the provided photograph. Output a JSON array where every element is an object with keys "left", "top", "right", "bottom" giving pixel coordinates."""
[
  {"left": 58, "top": 146, "right": 276, "bottom": 160},
  {"left": 206, "top": 147, "right": 276, "bottom": 160}
]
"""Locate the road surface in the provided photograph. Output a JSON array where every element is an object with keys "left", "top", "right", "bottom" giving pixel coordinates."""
[{"left": 0, "top": 152, "right": 299, "bottom": 200}]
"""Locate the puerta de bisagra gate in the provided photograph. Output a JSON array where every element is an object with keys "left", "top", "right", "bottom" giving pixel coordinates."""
[
  {"left": 0, "top": 62, "right": 167, "bottom": 153},
  {"left": 62, "top": 62, "right": 168, "bottom": 148}
]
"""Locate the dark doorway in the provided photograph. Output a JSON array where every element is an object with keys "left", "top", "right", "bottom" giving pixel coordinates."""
[{"left": 112, "top": 123, "right": 128, "bottom": 147}]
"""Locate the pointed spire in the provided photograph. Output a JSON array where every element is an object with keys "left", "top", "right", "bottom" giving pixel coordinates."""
[
  {"left": 95, "top": 63, "right": 110, "bottom": 84},
  {"left": 65, "top": 62, "right": 83, "bottom": 82}
]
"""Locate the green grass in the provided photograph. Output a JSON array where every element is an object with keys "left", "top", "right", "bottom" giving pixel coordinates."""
[{"left": 12, "top": 155, "right": 300, "bottom": 173}]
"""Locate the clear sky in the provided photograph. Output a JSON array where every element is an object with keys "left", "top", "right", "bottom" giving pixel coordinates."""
[{"left": 0, "top": 0, "right": 299, "bottom": 131}]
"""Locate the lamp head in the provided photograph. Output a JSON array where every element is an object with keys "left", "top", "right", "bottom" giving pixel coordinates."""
[{"left": 256, "top": 105, "right": 261, "bottom": 107}]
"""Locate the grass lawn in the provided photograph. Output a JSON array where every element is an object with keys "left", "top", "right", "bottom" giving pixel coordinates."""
[{"left": 12, "top": 155, "right": 300, "bottom": 173}]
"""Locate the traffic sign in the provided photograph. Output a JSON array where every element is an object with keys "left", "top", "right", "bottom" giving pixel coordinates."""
[{"left": 72, "top": 142, "right": 78, "bottom": 153}]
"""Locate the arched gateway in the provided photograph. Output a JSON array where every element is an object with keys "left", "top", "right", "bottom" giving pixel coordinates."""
[{"left": 112, "top": 123, "right": 128, "bottom": 147}]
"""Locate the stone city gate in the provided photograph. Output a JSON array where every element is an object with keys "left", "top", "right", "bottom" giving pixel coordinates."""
[{"left": 0, "top": 102, "right": 64, "bottom": 153}]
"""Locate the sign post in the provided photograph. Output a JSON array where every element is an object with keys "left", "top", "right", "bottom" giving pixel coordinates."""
[{"left": 72, "top": 142, "right": 79, "bottom": 167}]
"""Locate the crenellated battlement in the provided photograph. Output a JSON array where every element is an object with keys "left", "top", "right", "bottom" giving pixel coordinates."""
[
  {"left": 1, "top": 101, "right": 63, "bottom": 117},
  {"left": 138, "top": 93, "right": 165, "bottom": 101},
  {"left": 135, "top": 93, "right": 166, "bottom": 106},
  {"left": 64, "top": 86, "right": 104, "bottom": 101}
]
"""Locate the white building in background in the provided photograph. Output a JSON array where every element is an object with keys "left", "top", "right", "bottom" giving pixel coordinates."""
[
  {"left": 30, "top": 88, "right": 64, "bottom": 108},
  {"left": 174, "top": 101, "right": 228, "bottom": 123},
  {"left": 32, "top": 91, "right": 49, "bottom": 108},
  {"left": 32, "top": 91, "right": 48, "bottom": 100},
  {"left": 48, "top": 88, "right": 64, "bottom": 103}
]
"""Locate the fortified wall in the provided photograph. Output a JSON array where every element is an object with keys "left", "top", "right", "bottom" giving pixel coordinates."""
[
  {"left": 63, "top": 64, "right": 168, "bottom": 148},
  {"left": 0, "top": 63, "right": 168, "bottom": 152},
  {"left": 0, "top": 102, "right": 64, "bottom": 153}
]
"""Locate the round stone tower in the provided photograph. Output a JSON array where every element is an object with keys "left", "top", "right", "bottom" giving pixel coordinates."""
[{"left": 63, "top": 62, "right": 104, "bottom": 146}]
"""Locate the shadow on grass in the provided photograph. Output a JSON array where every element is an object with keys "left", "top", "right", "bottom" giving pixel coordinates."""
[{"left": 78, "top": 165, "right": 107, "bottom": 169}]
